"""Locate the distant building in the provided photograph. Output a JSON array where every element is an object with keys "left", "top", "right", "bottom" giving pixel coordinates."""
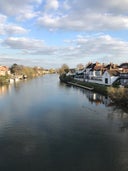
[{"left": 0, "top": 66, "right": 10, "bottom": 76}]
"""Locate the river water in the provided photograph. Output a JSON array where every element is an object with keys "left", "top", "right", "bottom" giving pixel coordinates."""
[{"left": 0, "top": 74, "right": 128, "bottom": 171}]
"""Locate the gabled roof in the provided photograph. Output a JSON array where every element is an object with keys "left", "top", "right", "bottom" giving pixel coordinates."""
[
  {"left": 86, "top": 63, "right": 96, "bottom": 69},
  {"left": 107, "top": 70, "right": 120, "bottom": 76},
  {"left": 119, "top": 63, "right": 128, "bottom": 69},
  {"left": 105, "top": 63, "right": 119, "bottom": 70}
]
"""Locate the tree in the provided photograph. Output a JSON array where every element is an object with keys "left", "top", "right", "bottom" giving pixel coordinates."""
[
  {"left": 77, "top": 63, "right": 84, "bottom": 70},
  {"left": 59, "top": 64, "right": 69, "bottom": 74},
  {"left": 10, "top": 64, "right": 23, "bottom": 75}
]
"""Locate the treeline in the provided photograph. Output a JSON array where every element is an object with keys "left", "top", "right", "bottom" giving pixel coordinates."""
[
  {"left": 10, "top": 63, "right": 44, "bottom": 78},
  {"left": 0, "top": 63, "right": 55, "bottom": 85}
]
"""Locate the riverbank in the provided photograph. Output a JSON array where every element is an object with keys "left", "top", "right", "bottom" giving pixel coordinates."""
[
  {"left": 59, "top": 74, "right": 128, "bottom": 107},
  {"left": 59, "top": 74, "right": 107, "bottom": 95},
  {"left": 67, "top": 81, "right": 94, "bottom": 90},
  {"left": 107, "top": 87, "right": 128, "bottom": 107}
]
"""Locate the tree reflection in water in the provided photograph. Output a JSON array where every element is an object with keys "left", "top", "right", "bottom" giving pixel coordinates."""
[{"left": 68, "top": 85, "right": 128, "bottom": 133}]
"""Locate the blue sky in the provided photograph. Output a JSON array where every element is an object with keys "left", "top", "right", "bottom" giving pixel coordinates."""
[{"left": 0, "top": 0, "right": 128, "bottom": 68}]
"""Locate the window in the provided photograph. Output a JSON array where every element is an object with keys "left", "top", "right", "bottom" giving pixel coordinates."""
[{"left": 105, "top": 78, "right": 108, "bottom": 84}]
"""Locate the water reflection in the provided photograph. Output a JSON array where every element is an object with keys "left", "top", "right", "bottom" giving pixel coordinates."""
[
  {"left": 0, "top": 84, "right": 11, "bottom": 96},
  {"left": 66, "top": 83, "right": 128, "bottom": 134},
  {"left": 0, "top": 75, "right": 128, "bottom": 171},
  {"left": 66, "top": 83, "right": 128, "bottom": 113},
  {"left": 65, "top": 83, "right": 112, "bottom": 107},
  {"left": 86, "top": 91, "right": 111, "bottom": 106}
]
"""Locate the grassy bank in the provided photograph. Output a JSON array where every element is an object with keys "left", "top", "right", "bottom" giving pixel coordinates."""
[
  {"left": 59, "top": 74, "right": 128, "bottom": 106},
  {"left": 107, "top": 87, "right": 128, "bottom": 107},
  {"left": 59, "top": 74, "right": 107, "bottom": 95},
  {"left": 72, "top": 79, "right": 107, "bottom": 95}
]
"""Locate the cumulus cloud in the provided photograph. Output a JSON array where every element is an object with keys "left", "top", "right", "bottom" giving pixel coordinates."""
[
  {"left": 0, "top": 0, "right": 128, "bottom": 67},
  {"left": 63, "top": 34, "right": 128, "bottom": 57},
  {"left": 2, "top": 37, "right": 57, "bottom": 56},
  {"left": 3, "top": 37, "right": 45, "bottom": 50},
  {"left": 0, "top": 14, "right": 28, "bottom": 35},
  {"left": 1, "top": 33, "right": 128, "bottom": 67},
  {"left": 64, "top": 0, "right": 128, "bottom": 14},
  {"left": 1, "top": 0, "right": 128, "bottom": 31},
  {"left": 2, "top": 34, "right": 128, "bottom": 59},
  {"left": 37, "top": 0, "right": 128, "bottom": 31},
  {"left": 45, "top": 0, "right": 59, "bottom": 10},
  {"left": 38, "top": 12, "right": 128, "bottom": 31},
  {"left": 0, "top": 0, "right": 41, "bottom": 20},
  {"left": 0, "top": 14, "right": 7, "bottom": 35},
  {"left": 5, "top": 25, "right": 28, "bottom": 35}
]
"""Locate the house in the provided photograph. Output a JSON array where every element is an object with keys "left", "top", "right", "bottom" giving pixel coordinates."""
[
  {"left": 119, "top": 69, "right": 128, "bottom": 86},
  {"left": 73, "top": 62, "right": 127, "bottom": 86},
  {"left": 66, "top": 69, "right": 76, "bottom": 76},
  {"left": 75, "top": 69, "right": 85, "bottom": 79},
  {"left": 88, "top": 62, "right": 104, "bottom": 80},
  {"left": 0, "top": 66, "right": 10, "bottom": 76},
  {"left": 84, "top": 62, "right": 105, "bottom": 83},
  {"left": 102, "top": 70, "right": 119, "bottom": 85}
]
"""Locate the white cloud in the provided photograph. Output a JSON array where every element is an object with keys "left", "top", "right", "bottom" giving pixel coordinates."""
[
  {"left": 0, "top": 14, "right": 7, "bottom": 35},
  {"left": 0, "top": 14, "right": 28, "bottom": 35},
  {"left": 16, "top": 8, "right": 38, "bottom": 21},
  {"left": 45, "top": 0, "right": 59, "bottom": 10},
  {"left": 0, "top": 0, "right": 42, "bottom": 20},
  {"left": 37, "top": 0, "right": 128, "bottom": 31},
  {"left": 65, "top": 0, "right": 128, "bottom": 14},
  {"left": 2, "top": 37, "right": 57, "bottom": 56},
  {"left": 37, "top": 14, "right": 60, "bottom": 28},
  {"left": 2, "top": 34, "right": 128, "bottom": 61},
  {"left": 38, "top": 12, "right": 128, "bottom": 31},
  {"left": 1, "top": 31, "right": 128, "bottom": 67},
  {"left": 5, "top": 25, "right": 28, "bottom": 35},
  {"left": 51, "top": 34, "right": 128, "bottom": 66},
  {"left": 0, "top": 1, "right": 128, "bottom": 68},
  {"left": 64, "top": 34, "right": 128, "bottom": 57},
  {"left": 3, "top": 37, "right": 45, "bottom": 50}
]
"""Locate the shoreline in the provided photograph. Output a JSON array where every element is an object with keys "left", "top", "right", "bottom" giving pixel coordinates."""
[
  {"left": 59, "top": 74, "right": 128, "bottom": 107},
  {"left": 67, "top": 81, "right": 94, "bottom": 90}
]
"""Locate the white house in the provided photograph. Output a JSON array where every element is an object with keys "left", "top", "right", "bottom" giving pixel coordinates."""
[
  {"left": 102, "top": 70, "right": 119, "bottom": 85},
  {"left": 73, "top": 62, "right": 121, "bottom": 86}
]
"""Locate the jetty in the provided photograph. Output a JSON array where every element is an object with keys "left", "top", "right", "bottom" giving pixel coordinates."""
[{"left": 67, "top": 82, "right": 94, "bottom": 91}]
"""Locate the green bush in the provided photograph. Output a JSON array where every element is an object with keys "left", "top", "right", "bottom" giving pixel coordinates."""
[
  {"left": 107, "top": 87, "right": 128, "bottom": 106},
  {"left": 0, "top": 75, "right": 9, "bottom": 85}
]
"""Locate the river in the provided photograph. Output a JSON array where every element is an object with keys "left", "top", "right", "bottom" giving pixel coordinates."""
[{"left": 0, "top": 74, "right": 128, "bottom": 171}]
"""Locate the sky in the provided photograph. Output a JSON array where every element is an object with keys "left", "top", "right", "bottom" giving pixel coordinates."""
[{"left": 0, "top": 0, "right": 128, "bottom": 68}]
